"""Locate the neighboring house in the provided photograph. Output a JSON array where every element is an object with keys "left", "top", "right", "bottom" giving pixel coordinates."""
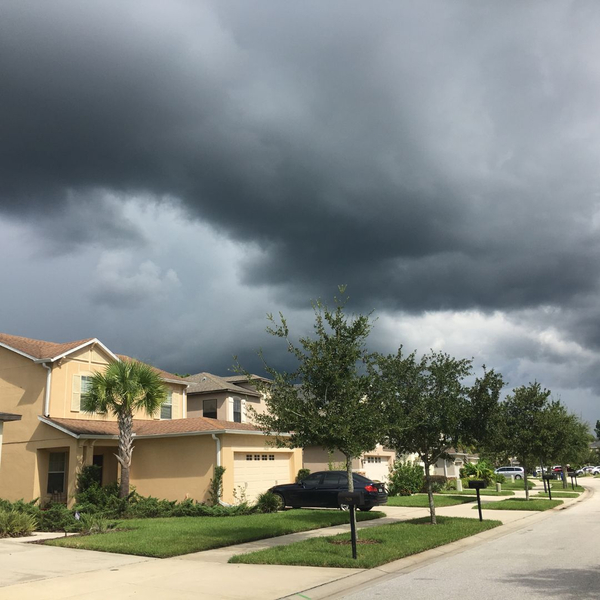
[
  {"left": 303, "top": 445, "right": 397, "bottom": 483},
  {"left": 185, "top": 373, "right": 271, "bottom": 423},
  {"left": 0, "top": 412, "right": 21, "bottom": 466},
  {"left": 0, "top": 334, "right": 301, "bottom": 506},
  {"left": 432, "top": 449, "right": 478, "bottom": 479}
]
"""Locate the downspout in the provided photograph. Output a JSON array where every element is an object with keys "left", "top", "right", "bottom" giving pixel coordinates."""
[
  {"left": 41, "top": 362, "right": 52, "bottom": 417},
  {"left": 211, "top": 434, "right": 232, "bottom": 507}
]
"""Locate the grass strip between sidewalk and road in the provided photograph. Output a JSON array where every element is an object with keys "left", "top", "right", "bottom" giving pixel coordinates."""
[
  {"left": 45, "top": 510, "right": 384, "bottom": 558},
  {"left": 229, "top": 516, "right": 501, "bottom": 569},
  {"left": 536, "top": 491, "right": 579, "bottom": 498},
  {"left": 387, "top": 494, "right": 476, "bottom": 507},
  {"left": 549, "top": 482, "right": 584, "bottom": 492},
  {"left": 440, "top": 489, "right": 514, "bottom": 497},
  {"left": 476, "top": 498, "right": 563, "bottom": 511}
]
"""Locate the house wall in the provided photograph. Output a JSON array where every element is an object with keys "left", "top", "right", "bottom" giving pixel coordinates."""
[
  {"left": 186, "top": 392, "right": 229, "bottom": 419},
  {"left": 187, "top": 392, "right": 256, "bottom": 422},
  {"left": 130, "top": 435, "right": 216, "bottom": 502},
  {"left": 49, "top": 346, "right": 185, "bottom": 421}
]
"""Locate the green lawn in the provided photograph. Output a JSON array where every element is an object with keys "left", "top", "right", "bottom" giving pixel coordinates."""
[
  {"left": 440, "top": 489, "right": 514, "bottom": 497},
  {"left": 229, "top": 516, "right": 501, "bottom": 569},
  {"left": 477, "top": 498, "right": 563, "bottom": 511},
  {"left": 387, "top": 494, "right": 475, "bottom": 507},
  {"left": 549, "top": 482, "right": 584, "bottom": 492},
  {"left": 45, "top": 510, "right": 384, "bottom": 558},
  {"left": 536, "top": 491, "right": 579, "bottom": 498},
  {"left": 500, "top": 481, "right": 535, "bottom": 490}
]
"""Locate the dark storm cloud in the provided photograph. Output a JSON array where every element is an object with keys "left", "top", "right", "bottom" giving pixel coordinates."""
[{"left": 2, "top": 1, "right": 600, "bottom": 314}]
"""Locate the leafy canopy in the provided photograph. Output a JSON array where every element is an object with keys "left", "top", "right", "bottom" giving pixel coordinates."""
[{"left": 247, "top": 289, "right": 383, "bottom": 461}]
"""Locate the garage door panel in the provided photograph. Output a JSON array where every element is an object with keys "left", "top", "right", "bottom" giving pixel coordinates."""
[{"left": 234, "top": 452, "right": 293, "bottom": 501}]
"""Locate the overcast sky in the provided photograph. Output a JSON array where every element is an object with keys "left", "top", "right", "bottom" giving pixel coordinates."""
[{"left": 1, "top": 1, "right": 600, "bottom": 425}]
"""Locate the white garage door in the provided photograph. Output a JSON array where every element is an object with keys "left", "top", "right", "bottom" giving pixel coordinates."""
[
  {"left": 362, "top": 456, "right": 390, "bottom": 483},
  {"left": 234, "top": 452, "right": 293, "bottom": 501}
]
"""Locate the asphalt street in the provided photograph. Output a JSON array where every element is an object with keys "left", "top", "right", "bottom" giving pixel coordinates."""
[{"left": 342, "top": 479, "right": 600, "bottom": 600}]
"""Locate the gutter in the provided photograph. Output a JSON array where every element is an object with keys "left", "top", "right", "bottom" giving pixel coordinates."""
[{"left": 40, "top": 363, "right": 52, "bottom": 417}]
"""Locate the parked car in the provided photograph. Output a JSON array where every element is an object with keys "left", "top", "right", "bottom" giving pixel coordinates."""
[
  {"left": 494, "top": 466, "right": 525, "bottom": 480},
  {"left": 269, "top": 471, "right": 388, "bottom": 511},
  {"left": 592, "top": 466, "right": 600, "bottom": 475}
]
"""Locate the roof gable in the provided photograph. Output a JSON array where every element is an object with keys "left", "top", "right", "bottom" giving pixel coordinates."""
[
  {"left": 0, "top": 332, "right": 97, "bottom": 361},
  {"left": 185, "top": 372, "right": 260, "bottom": 397}
]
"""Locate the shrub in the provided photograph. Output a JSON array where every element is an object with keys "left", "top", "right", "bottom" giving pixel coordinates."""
[
  {"left": 388, "top": 460, "right": 424, "bottom": 496},
  {"left": 255, "top": 491, "right": 282, "bottom": 513},
  {"left": 420, "top": 475, "right": 448, "bottom": 494},
  {"left": 296, "top": 468, "right": 311, "bottom": 483},
  {"left": 77, "top": 513, "right": 118, "bottom": 535},
  {"left": 39, "top": 502, "right": 79, "bottom": 532},
  {"left": 208, "top": 466, "right": 226, "bottom": 506},
  {"left": 494, "top": 474, "right": 506, "bottom": 484},
  {"left": 462, "top": 461, "right": 495, "bottom": 486},
  {"left": 0, "top": 509, "right": 38, "bottom": 537},
  {"left": 126, "top": 495, "right": 176, "bottom": 519}
]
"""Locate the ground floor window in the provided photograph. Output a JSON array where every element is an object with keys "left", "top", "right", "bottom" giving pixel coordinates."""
[{"left": 47, "top": 452, "right": 66, "bottom": 494}]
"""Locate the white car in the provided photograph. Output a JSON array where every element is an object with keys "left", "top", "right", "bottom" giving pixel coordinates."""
[
  {"left": 592, "top": 467, "right": 600, "bottom": 475},
  {"left": 494, "top": 466, "right": 525, "bottom": 480}
]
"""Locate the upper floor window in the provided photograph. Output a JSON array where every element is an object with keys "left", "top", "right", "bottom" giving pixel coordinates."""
[
  {"left": 80, "top": 375, "right": 93, "bottom": 410},
  {"left": 233, "top": 398, "right": 242, "bottom": 423},
  {"left": 203, "top": 399, "right": 217, "bottom": 419},
  {"left": 160, "top": 390, "right": 173, "bottom": 420}
]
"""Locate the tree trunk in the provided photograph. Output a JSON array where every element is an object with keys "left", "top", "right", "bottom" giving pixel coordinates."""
[
  {"left": 345, "top": 453, "right": 357, "bottom": 538},
  {"left": 424, "top": 459, "right": 436, "bottom": 525},
  {"left": 116, "top": 412, "right": 134, "bottom": 498},
  {"left": 523, "top": 459, "right": 529, "bottom": 501}
]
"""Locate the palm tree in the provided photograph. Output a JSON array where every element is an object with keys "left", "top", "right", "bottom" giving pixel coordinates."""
[{"left": 82, "top": 359, "right": 167, "bottom": 498}]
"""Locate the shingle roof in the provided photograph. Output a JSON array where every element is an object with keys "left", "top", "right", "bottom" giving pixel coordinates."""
[
  {"left": 0, "top": 332, "right": 95, "bottom": 360},
  {"left": 117, "top": 355, "right": 188, "bottom": 384},
  {"left": 184, "top": 372, "right": 260, "bottom": 397},
  {"left": 44, "top": 416, "right": 261, "bottom": 437},
  {"left": 0, "top": 333, "right": 186, "bottom": 385}
]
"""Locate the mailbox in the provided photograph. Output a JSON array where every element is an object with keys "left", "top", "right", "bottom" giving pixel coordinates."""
[
  {"left": 567, "top": 471, "right": 576, "bottom": 477},
  {"left": 338, "top": 491, "right": 364, "bottom": 506},
  {"left": 468, "top": 480, "right": 486, "bottom": 490}
]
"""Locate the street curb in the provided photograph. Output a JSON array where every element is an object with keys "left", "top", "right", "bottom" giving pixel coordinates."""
[{"left": 282, "top": 484, "right": 592, "bottom": 600}]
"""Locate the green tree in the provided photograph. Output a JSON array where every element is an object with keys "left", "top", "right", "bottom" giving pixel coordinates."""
[
  {"left": 595, "top": 420, "right": 600, "bottom": 440},
  {"left": 82, "top": 360, "right": 167, "bottom": 498},
  {"left": 374, "top": 349, "right": 504, "bottom": 524},
  {"left": 500, "top": 382, "right": 551, "bottom": 501},
  {"left": 244, "top": 288, "right": 383, "bottom": 498},
  {"left": 539, "top": 402, "right": 590, "bottom": 488}
]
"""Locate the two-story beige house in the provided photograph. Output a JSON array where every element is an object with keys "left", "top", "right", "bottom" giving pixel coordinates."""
[{"left": 0, "top": 333, "right": 301, "bottom": 506}]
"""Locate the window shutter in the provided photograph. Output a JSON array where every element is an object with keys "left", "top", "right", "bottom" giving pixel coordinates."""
[
  {"left": 71, "top": 375, "right": 81, "bottom": 412},
  {"left": 172, "top": 391, "right": 179, "bottom": 419}
]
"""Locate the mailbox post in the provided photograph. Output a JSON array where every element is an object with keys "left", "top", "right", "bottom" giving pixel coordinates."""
[
  {"left": 542, "top": 473, "right": 554, "bottom": 500},
  {"left": 468, "top": 479, "right": 486, "bottom": 521},
  {"left": 338, "top": 491, "right": 363, "bottom": 559},
  {"left": 567, "top": 471, "right": 577, "bottom": 490}
]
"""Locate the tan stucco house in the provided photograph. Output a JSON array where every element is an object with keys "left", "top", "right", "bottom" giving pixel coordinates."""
[{"left": 0, "top": 333, "right": 301, "bottom": 506}]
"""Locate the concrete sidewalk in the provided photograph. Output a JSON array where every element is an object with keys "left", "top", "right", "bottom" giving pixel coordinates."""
[{"left": 0, "top": 481, "right": 591, "bottom": 600}]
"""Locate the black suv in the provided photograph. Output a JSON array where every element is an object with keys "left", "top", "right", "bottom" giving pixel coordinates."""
[{"left": 269, "top": 471, "right": 388, "bottom": 511}]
